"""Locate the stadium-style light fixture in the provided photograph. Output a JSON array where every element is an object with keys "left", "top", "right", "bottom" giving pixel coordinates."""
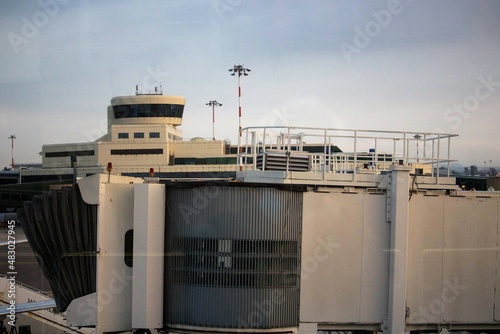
[{"left": 206, "top": 100, "right": 223, "bottom": 140}]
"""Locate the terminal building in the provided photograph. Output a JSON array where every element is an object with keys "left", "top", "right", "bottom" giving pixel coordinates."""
[
  {"left": 40, "top": 92, "right": 233, "bottom": 177},
  {"left": 12, "top": 123, "right": 500, "bottom": 334},
  {"left": 5, "top": 89, "right": 500, "bottom": 333}
]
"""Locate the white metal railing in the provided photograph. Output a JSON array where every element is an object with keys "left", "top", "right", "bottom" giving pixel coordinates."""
[{"left": 238, "top": 126, "right": 458, "bottom": 181}]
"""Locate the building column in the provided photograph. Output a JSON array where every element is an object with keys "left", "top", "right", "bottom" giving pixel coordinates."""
[
  {"left": 132, "top": 182, "right": 166, "bottom": 330},
  {"left": 386, "top": 165, "right": 412, "bottom": 334}
]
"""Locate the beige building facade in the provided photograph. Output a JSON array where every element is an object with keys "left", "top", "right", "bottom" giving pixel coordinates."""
[{"left": 42, "top": 94, "right": 230, "bottom": 171}]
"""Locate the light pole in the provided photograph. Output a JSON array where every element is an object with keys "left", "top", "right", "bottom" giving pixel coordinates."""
[
  {"left": 206, "top": 100, "right": 222, "bottom": 140},
  {"left": 413, "top": 134, "right": 421, "bottom": 162},
  {"left": 8, "top": 134, "right": 16, "bottom": 169},
  {"left": 229, "top": 64, "right": 251, "bottom": 161}
]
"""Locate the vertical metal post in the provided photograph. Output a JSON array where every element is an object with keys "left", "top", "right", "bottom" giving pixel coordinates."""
[
  {"left": 353, "top": 130, "right": 358, "bottom": 179},
  {"left": 393, "top": 139, "right": 396, "bottom": 165},
  {"left": 206, "top": 101, "right": 222, "bottom": 141},
  {"left": 447, "top": 136, "right": 451, "bottom": 177},
  {"left": 238, "top": 72, "right": 242, "bottom": 144},
  {"left": 263, "top": 127, "right": 267, "bottom": 152},
  {"left": 437, "top": 135, "right": 441, "bottom": 184},
  {"left": 8, "top": 134, "right": 16, "bottom": 169},
  {"left": 244, "top": 128, "right": 250, "bottom": 169},
  {"left": 423, "top": 134, "right": 427, "bottom": 161},
  {"left": 212, "top": 103, "right": 215, "bottom": 140},
  {"left": 328, "top": 134, "right": 333, "bottom": 172},
  {"left": 431, "top": 140, "right": 435, "bottom": 177},
  {"left": 251, "top": 131, "right": 257, "bottom": 171},
  {"left": 323, "top": 130, "right": 328, "bottom": 179},
  {"left": 286, "top": 127, "right": 291, "bottom": 174},
  {"left": 403, "top": 133, "right": 407, "bottom": 164},
  {"left": 386, "top": 165, "right": 412, "bottom": 334}
]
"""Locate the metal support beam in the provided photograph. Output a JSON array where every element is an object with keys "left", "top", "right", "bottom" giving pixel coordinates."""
[{"left": 385, "top": 165, "right": 412, "bottom": 334}]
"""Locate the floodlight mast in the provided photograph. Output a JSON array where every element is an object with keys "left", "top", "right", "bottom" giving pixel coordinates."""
[
  {"left": 228, "top": 64, "right": 251, "bottom": 165},
  {"left": 206, "top": 100, "right": 223, "bottom": 140},
  {"left": 414, "top": 134, "right": 422, "bottom": 162},
  {"left": 8, "top": 134, "right": 16, "bottom": 169}
]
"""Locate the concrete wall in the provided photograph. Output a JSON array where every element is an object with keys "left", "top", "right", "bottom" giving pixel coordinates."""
[
  {"left": 109, "top": 124, "right": 181, "bottom": 142},
  {"left": 42, "top": 142, "right": 98, "bottom": 168},
  {"left": 170, "top": 140, "right": 226, "bottom": 158},
  {"left": 97, "top": 142, "right": 170, "bottom": 167}
]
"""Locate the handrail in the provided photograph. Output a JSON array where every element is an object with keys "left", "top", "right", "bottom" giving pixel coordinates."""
[{"left": 238, "top": 126, "right": 458, "bottom": 180}]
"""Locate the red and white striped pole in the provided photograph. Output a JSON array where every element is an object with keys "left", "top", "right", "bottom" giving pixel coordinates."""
[
  {"left": 206, "top": 100, "right": 222, "bottom": 141},
  {"left": 238, "top": 73, "right": 242, "bottom": 137},
  {"left": 229, "top": 64, "right": 250, "bottom": 167}
]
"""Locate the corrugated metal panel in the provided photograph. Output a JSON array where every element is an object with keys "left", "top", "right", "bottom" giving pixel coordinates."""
[
  {"left": 18, "top": 185, "right": 97, "bottom": 312},
  {"left": 164, "top": 185, "right": 302, "bottom": 329}
]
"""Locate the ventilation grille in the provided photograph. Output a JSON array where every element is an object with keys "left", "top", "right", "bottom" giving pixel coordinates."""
[
  {"left": 164, "top": 185, "right": 302, "bottom": 329},
  {"left": 256, "top": 151, "right": 310, "bottom": 171}
]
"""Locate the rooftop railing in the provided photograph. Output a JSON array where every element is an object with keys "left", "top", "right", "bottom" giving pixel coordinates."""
[{"left": 237, "top": 126, "right": 458, "bottom": 181}]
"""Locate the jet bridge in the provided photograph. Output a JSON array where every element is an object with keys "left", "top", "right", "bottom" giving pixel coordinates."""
[{"left": 17, "top": 126, "right": 500, "bottom": 334}]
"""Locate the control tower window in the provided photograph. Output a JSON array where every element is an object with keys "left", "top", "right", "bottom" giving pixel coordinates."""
[
  {"left": 134, "top": 132, "right": 144, "bottom": 139},
  {"left": 149, "top": 132, "right": 160, "bottom": 138},
  {"left": 118, "top": 133, "right": 129, "bottom": 139},
  {"left": 113, "top": 104, "right": 184, "bottom": 119}
]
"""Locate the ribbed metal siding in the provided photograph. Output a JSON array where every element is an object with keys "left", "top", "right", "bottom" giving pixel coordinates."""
[
  {"left": 164, "top": 186, "right": 302, "bottom": 329},
  {"left": 18, "top": 185, "right": 97, "bottom": 312}
]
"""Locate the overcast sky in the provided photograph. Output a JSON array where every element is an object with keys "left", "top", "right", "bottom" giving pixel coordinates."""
[{"left": 1, "top": 0, "right": 499, "bottom": 168}]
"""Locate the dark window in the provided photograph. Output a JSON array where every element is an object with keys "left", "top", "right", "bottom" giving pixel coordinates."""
[
  {"left": 149, "top": 132, "right": 160, "bottom": 138},
  {"left": 124, "top": 229, "right": 133, "bottom": 267},
  {"left": 110, "top": 148, "right": 163, "bottom": 155},
  {"left": 118, "top": 133, "right": 129, "bottom": 139},
  {"left": 134, "top": 132, "right": 144, "bottom": 139},
  {"left": 113, "top": 104, "right": 184, "bottom": 119},
  {"left": 45, "top": 150, "right": 95, "bottom": 158},
  {"left": 173, "top": 157, "right": 238, "bottom": 165}
]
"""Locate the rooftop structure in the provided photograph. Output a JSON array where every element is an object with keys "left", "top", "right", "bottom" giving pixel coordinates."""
[{"left": 236, "top": 125, "right": 459, "bottom": 190}]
